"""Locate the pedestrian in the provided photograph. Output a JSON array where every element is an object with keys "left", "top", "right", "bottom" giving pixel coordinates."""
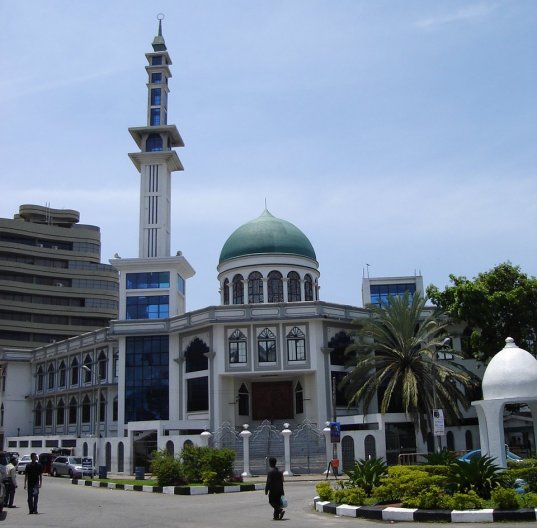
[
  {"left": 265, "top": 457, "right": 285, "bottom": 520},
  {"left": 4, "top": 456, "right": 17, "bottom": 508},
  {"left": 24, "top": 453, "right": 42, "bottom": 514}
]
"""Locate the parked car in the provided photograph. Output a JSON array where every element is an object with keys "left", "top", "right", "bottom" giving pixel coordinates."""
[
  {"left": 51, "top": 456, "right": 96, "bottom": 478},
  {"left": 16, "top": 454, "right": 32, "bottom": 474},
  {"left": 458, "top": 448, "right": 523, "bottom": 463}
]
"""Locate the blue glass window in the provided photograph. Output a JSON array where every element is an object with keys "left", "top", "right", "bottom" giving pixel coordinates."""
[
  {"left": 151, "top": 72, "right": 162, "bottom": 83},
  {"left": 151, "top": 88, "right": 161, "bottom": 105},
  {"left": 125, "top": 335, "right": 169, "bottom": 421},
  {"left": 126, "top": 295, "right": 169, "bottom": 319},
  {"left": 152, "top": 55, "right": 162, "bottom": 65},
  {"left": 177, "top": 274, "right": 185, "bottom": 295},
  {"left": 126, "top": 272, "right": 170, "bottom": 289},
  {"left": 146, "top": 134, "right": 163, "bottom": 152},
  {"left": 369, "top": 283, "right": 417, "bottom": 306},
  {"left": 184, "top": 338, "right": 209, "bottom": 373},
  {"left": 150, "top": 108, "right": 161, "bottom": 126},
  {"left": 187, "top": 376, "right": 208, "bottom": 412}
]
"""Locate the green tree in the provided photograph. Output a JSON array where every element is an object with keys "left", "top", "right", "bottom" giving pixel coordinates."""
[
  {"left": 427, "top": 262, "right": 537, "bottom": 362},
  {"left": 342, "top": 293, "right": 477, "bottom": 438}
]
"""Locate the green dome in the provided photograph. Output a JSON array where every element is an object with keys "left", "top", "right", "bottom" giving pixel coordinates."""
[{"left": 219, "top": 209, "right": 316, "bottom": 264}]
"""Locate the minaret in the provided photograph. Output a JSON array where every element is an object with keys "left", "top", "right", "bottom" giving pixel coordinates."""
[
  {"left": 128, "top": 16, "right": 183, "bottom": 258},
  {"left": 111, "top": 17, "right": 194, "bottom": 320}
]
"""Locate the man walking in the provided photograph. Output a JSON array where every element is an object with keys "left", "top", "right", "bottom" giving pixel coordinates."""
[
  {"left": 24, "top": 453, "right": 42, "bottom": 514},
  {"left": 265, "top": 457, "right": 285, "bottom": 520},
  {"left": 4, "top": 456, "right": 17, "bottom": 507}
]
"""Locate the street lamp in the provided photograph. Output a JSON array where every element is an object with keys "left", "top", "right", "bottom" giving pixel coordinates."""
[{"left": 81, "top": 365, "right": 100, "bottom": 470}]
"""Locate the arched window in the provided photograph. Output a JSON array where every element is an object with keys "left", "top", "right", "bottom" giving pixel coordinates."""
[
  {"left": 258, "top": 328, "right": 276, "bottom": 363},
  {"left": 106, "top": 442, "right": 112, "bottom": 471},
  {"left": 118, "top": 442, "right": 124, "bottom": 472},
  {"left": 45, "top": 400, "right": 53, "bottom": 426},
  {"left": 71, "top": 358, "right": 79, "bottom": 386},
  {"left": 304, "top": 274, "right": 314, "bottom": 301},
  {"left": 238, "top": 383, "right": 249, "bottom": 416},
  {"left": 47, "top": 364, "right": 55, "bottom": 389},
  {"left": 232, "top": 274, "right": 244, "bottom": 304},
  {"left": 295, "top": 381, "right": 304, "bottom": 414},
  {"left": 69, "top": 397, "right": 77, "bottom": 424},
  {"left": 0, "top": 404, "right": 3, "bottom": 427},
  {"left": 267, "top": 271, "right": 283, "bottom": 303},
  {"left": 113, "top": 396, "right": 118, "bottom": 422},
  {"left": 223, "top": 278, "right": 230, "bottom": 305},
  {"left": 287, "top": 327, "right": 306, "bottom": 361},
  {"left": 83, "top": 442, "right": 88, "bottom": 456},
  {"left": 37, "top": 366, "right": 44, "bottom": 391},
  {"left": 185, "top": 338, "right": 209, "bottom": 373},
  {"left": 59, "top": 361, "right": 66, "bottom": 387},
  {"left": 364, "top": 434, "right": 377, "bottom": 459},
  {"left": 248, "top": 271, "right": 264, "bottom": 303},
  {"left": 82, "top": 395, "right": 91, "bottom": 423},
  {"left": 83, "top": 355, "right": 92, "bottom": 383},
  {"left": 57, "top": 399, "right": 65, "bottom": 425},
  {"left": 146, "top": 133, "right": 163, "bottom": 152},
  {"left": 229, "top": 329, "right": 247, "bottom": 364},
  {"left": 447, "top": 431, "right": 455, "bottom": 451},
  {"left": 98, "top": 351, "right": 107, "bottom": 381},
  {"left": 166, "top": 440, "right": 174, "bottom": 456},
  {"left": 465, "top": 430, "right": 473, "bottom": 451},
  {"left": 342, "top": 436, "right": 355, "bottom": 471},
  {"left": 34, "top": 403, "right": 42, "bottom": 427},
  {"left": 287, "top": 271, "right": 301, "bottom": 302},
  {"left": 99, "top": 393, "right": 106, "bottom": 422},
  {"left": 328, "top": 331, "right": 354, "bottom": 366}
]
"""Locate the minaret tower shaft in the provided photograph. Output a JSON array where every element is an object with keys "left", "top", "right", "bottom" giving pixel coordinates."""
[{"left": 128, "top": 18, "right": 184, "bottom": 259}]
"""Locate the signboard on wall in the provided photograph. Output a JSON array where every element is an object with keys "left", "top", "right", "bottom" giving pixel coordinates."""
[
  {"left": 330, "top": 421, "right": 341, "bottom": 443},
  {"left": 433, "top": 409, "right": 445, "bottom": 436}
]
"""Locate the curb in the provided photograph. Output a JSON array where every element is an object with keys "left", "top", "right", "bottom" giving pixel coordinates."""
[
  {"left": 71, "top": 479, "right": 265, "bottom": 495},
  {"left": 313, "top": 497, "right": 537, "bottom": 523}
]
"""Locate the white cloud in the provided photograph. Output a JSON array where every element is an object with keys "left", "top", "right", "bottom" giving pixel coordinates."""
[{"left": 414, "top": 3, "right": 499, "bottom": 30}]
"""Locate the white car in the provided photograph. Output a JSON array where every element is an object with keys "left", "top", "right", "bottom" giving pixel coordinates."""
[{"left": 16, "top": 454, "right": 32, "bottom": 474}]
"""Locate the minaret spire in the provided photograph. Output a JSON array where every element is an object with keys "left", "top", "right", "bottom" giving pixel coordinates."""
[{"left": 128, "top": 14, "right": 184, "bottom": 259}]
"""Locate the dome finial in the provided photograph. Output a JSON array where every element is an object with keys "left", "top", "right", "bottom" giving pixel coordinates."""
[
  {"left": 152, "top": 14, "right": 167, "bottom": 51},
  {"left": 505, "top": 337, "right": 516, "bottom": 347}
]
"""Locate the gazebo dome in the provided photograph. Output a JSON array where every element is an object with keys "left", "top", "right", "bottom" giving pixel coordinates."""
[
  {"left": 482, "top": 337, "right": 537, "bottom": 400},
  {"left": 219, "top": 209, "right": 316, "bottom": 264}
]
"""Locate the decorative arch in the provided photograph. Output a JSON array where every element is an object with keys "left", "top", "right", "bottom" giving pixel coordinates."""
[
  {"left": 47, "top": 364, "right": 55, "bottom": 389},
  {"left": 166, "top": 440, "right": 174, "bottom": 456},
  {"left": 69, "top": 397, "right": 77, "bottom": 424},
  {"left": 57, "top": 399, "right": 65, "bottom": 426},
  {"left": 83, "top": 355, "right": 92, "bottom": 383},
  {"left": 232, "top": 274, "right": 244, "bottom": 304},
  {"left": 71, "top": 357, "right": 79, "bottom": 386},
  {"left": 364, "top": 434, "right": 377, "bottom": 459},
  {"left": 184, "top": 338, "right": 209, "bottom": 373},
  {"left": 447, "top": 430, "right": 455, "bottom": 451},
  {"left": 238, "top": 383, "right": 249, "bottom": 416},
  {"left": 36, "top": 366, "right": 44, "bottom": 391},
  {"left": 223, "top": 278, "right": 230, "bottom": 305},
  {"left": 465, "top": 430, "right": 474, "bottom": 451},
  {"left": 248, "top": 271, "right": 263, "bottom": 304},
  {"left": 83, "top": 442, "right": 88, "bottom": 456},
  {"left": 341, "top": 436, "right": 355, "bottom": 471},
  {"left": 304, "top": 274, "right": 314, "bottom": 301},
  {"left": 82, "top": 395, "right": 91, "bottom": 423},
  {"left": 287, "top": 271, "right": 301, "bottom": 302},
  {"left": 45, "top": 400, "right": 53, "bottom": 426},
  {"left": 118, "top": 442, "right": 124, "bottom": 472},
  {"left": 106, "top": 442, "right": 112, "bottom": 471},
  {"left": 267, "top": 271, "right": 283, "bottom": 303},
  {"left": 34, "top": 402, "right": 42, "bottom": 426}
]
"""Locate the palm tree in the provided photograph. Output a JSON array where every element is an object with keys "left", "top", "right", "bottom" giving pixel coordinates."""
[{"left": 342, "top": 292, "right": 478, "bottom": 439}]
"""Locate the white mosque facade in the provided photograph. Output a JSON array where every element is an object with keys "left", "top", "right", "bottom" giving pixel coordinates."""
[{"left": 0, "top": 22, "right": 484, "bottom": 474}]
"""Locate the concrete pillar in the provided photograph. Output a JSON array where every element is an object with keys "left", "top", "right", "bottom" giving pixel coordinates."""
[
  {"left": 240, "top": 424, "right": 252, "bottom": 477},
  {"left": 200, "top": 429, "right": 212, "bottom": 447},
  {"left": 322, "top": 422, "right": 331, "bottom": 475},
  {"left": 281, "top": 423, "right": 293, "bottom": 476}
]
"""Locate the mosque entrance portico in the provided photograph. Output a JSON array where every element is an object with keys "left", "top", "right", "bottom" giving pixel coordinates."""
[{"left": 252, "top": 381, "right": 294, "bottom": 420}]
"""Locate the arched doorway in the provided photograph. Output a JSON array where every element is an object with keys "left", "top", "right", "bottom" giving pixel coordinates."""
[
  {"left": 166, "top": 440, "right": 174, "bottom": 456},
  {"left": 117, "top": 442, "right": 124, "bottom": 472},
  {"left": 364, "top": 434, "right": 377, "bottom": 459},
  {"left": 341, "top": 435, "right": 355, "bottom": 471},
  {"left": 106, "top": 442, "right": 112, "bottom": 471}
]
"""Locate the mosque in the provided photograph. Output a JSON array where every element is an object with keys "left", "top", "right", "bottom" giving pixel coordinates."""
[{"left": 1, "top": 20, "right": 484, "bottom": 474}]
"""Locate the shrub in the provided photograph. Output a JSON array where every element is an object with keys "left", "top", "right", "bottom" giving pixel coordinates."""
[
  {"left": 315, "top": 481, "right": 334, "bottom": 501},
  {"left": 448, "top": 456, "right": 506, "bottom": 499},
  {"left": 401, "top": 485, "right": 451, "bottom": 510},
  {"left": 423, "top": 451, "right": 457, "bottom": 466},
  {"left": 447, "top": 491, "right": 484, "bottom": 510},
  {"left": 506, "top": 466, "right": 537, "bottom": 492},
  {"left": 151, "top": 450, "right": 186, "bottom": 486},
  {"left": 491, "top": 487, "right": 519, "bottom": 510},
  {"left": 201, "top": 470, "right": 219, "bottom": 486},
  {"left": 334, "top": 487, "right": 368, "bottom": 506},
  {"left": 372, "top": 466, "right": 448, "bottom": 503},
  {"left": 345, "top": 457, "right": 387, "bottom": 496},
  {"left": 520, "top": 492, "right": 537, "bottom": 508},
  {"left": 180, "top": 445, "right": 235, "bottom": 484}
]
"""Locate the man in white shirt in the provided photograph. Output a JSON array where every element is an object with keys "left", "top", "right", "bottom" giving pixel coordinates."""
[{"left": 4, "top": 457, "right": 17, "bottom": 508}]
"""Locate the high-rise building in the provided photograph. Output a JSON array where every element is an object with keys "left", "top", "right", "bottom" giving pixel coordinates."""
[{"left": 0, "top": 204, "right": 119, "bottom": 349}]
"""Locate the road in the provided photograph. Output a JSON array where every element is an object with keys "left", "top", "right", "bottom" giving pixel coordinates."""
[{"left": 1, "top": 475, "right": 527, "bottom": 528}]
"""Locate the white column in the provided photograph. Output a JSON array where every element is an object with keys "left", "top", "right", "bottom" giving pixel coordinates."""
[
  {"left": 240, "top": 424, "right": 252, "bottom": 477},
  {"left": 262, "top": 278, "right": 268, "bottom": 304},
  {"left": 322, "top": 422, "right": 331, "bottom": 475},
  {"left": 200, "top": 429, "right": 212, "bottom": 447},
  {"left": 281, "top": 423, "right": 293, "bottom": 476}
]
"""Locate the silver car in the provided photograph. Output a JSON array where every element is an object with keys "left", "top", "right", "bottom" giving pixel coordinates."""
[
  {"left": 16, "top": 454, "right": 32, "bottom": 474},
  {"left": 51, "top": 456, "right": 96, "bottom": 478}
]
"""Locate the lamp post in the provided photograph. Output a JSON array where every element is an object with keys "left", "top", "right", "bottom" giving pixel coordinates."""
[{"left": 82, "top": 365, "right": 100, "bottom": 469}]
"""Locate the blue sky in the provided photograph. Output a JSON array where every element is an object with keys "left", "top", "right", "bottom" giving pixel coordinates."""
[{"left": 1, "top": 1, "right": 536, "bottom": 311}]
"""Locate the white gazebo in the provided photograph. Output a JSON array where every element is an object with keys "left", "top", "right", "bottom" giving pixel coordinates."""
[{"left": 472, "top": 337, "right": 537, "bottom": 467}]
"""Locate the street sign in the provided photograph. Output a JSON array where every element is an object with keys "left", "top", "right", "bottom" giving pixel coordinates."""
[
  {"left": 433, "top": 409, "right": 445, "bottom": 436},
  {"left": 82, "top": 457, "right": 93, "bottom": 471},
  {"left": 330, "top": 421, "right": 341, "bottom": 443}
]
